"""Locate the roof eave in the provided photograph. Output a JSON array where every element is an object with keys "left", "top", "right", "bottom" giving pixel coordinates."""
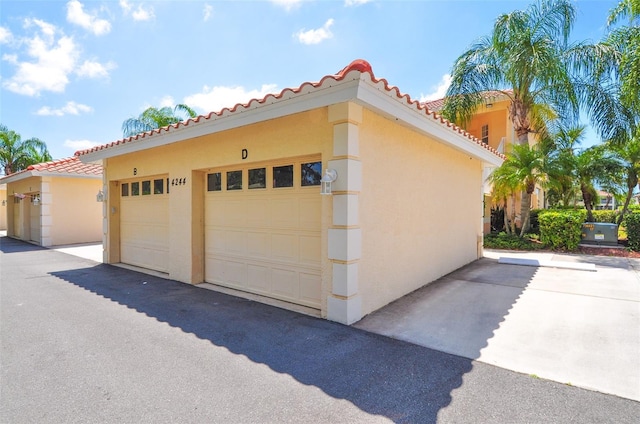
[{"left": 78, "top": 75, "right": 363, "bottom": 163}]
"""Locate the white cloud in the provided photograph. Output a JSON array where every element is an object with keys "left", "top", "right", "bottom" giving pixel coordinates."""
[
  {"left": 120, "top": 0, "right": 155, "bottom": 21},
  {"left": 203, "top": 4, "right": 213, "bottom": 22},
  {"left": 295, "top": 19, "right": 334, "bottom": 45},
  {"left": 64, "top": 139, "right": 102, "bottom": 150},
  {"left": 183, "top": 84, "right": 279, "bottom": 114},
  {"left": 76, "top": 59, "right": 116, "bottom": 78},
  {"left": 66, "top": 0, "right": 111, "bottom": 36},
  {"left": 420, "top": 74, "right": 452, "bottom": 102},
  {"left": 270, "top": 0, "right": 304, "bottom": 11},
  {"left": 0, "top": 26, "right": 13, "bottom": 44},
  {"left": 2, "top": 19, "right": 79, "bottom": 96},
  {"left": 159, "top": 95, "right": 175, "bottom": 108},
  {"left": 36, "top": 101, "right": 93, "bottom": 116},
  {"left": 344, "top": 0, "right": 372, "bottom": 6}
]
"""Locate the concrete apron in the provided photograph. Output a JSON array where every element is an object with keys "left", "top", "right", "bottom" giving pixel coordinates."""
[{"left": 355, "top": 250, "right": 640, "bottom": 402}]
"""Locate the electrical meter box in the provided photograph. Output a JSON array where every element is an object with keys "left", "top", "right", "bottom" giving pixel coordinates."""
[{"left": 581, "top": 223, "right": 618, "bottom": 245}]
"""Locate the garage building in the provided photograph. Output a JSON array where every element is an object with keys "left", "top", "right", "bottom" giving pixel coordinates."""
[{"left": 77, "top": 60, "right": 503, "bottom": 324}]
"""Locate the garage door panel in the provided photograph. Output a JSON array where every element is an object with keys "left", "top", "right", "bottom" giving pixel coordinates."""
[
  {"left": 206, "top": 258, "right": 226, "bottom": 283},
  {"left": 299, "top": 235, "right": 321, "bottom": 265},
  {"left": 247, "top": 264, "right": 271, "bottom": 293},
  {"left": 247, "top": 232, "right": 269, "bottom": 258},
  {"left": 225, "top": 260, "right": 247, "bottom": 288},
  {"left": 271, "top": 268, "right": 298, "bottom": 300},
  {"left": 271, "top": 233, "right": 298, "bottom": 262},
  {"left": 224, "top": 201, "right": 246, "bottom": 226},
  {"left": 299, "top": 197, "right": 321, "bottom": 228},
  {"left": 271, "top": 199, "right": 299, "bottom": 229},
  {"left": 225, "top": 230, "right": 247, "bottom": 255},
  {"left": 300, "top": 272, "right": 322, "bottom": 304},
  {"left": 121, "top": 244, "right": 169, "bottom": 273},
  {"left": 247, "top": 199, "right": 269, "bottom": 227}
]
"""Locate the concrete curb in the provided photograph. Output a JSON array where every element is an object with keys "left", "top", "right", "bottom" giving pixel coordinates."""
[{"left": 498, "top": 257, "right": 597, "bottom": 271}]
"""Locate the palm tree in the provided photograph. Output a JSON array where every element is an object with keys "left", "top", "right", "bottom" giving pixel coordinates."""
[
  {"left": 487, "top": 164, "right": 520, "bottom": 234},
  {"left": 488, "top": 143, "right": 545, "bottom": 236},
  {"left": 122, "top": 104, "right": 197, "bottom": 138},
  {"left": 442, "top": 0, "right": 582, "bottom": 145},
  {"left": 0, "top": 124, "right": 51, "bottom": 176},
  {"left": 607, "top": 132, "right": 640, "bottom": 224},
  {"left": 543, "top": 125, "right": 585, "bottom": 207},
  {"left": 608, "top": 0, "right": 640, "bottom": 114},
  {"left": 573, "top": 146, "right": 623, "bottom": 222},
  {"left": 576, "top": 0, "right": 638, "bottom": 144}
]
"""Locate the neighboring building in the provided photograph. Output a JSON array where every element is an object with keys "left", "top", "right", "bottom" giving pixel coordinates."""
[
  {"left": 595, "top": 190, "right": 616, "bottom": 210},
  {"left": 0, "top": 157, "right": 103, "bottom": 247},
  {"left": 425, "top": 92, "right": 545, "bottom": 233},
  {"left": 77, "top": 59, "right": 503, "bottom": 324}
]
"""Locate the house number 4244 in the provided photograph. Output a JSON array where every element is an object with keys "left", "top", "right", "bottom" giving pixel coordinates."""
[{"left": 171, "top": 178, "right": 187, "bottom": 186}]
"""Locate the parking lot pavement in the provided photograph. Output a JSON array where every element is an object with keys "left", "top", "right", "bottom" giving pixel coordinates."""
[
  {"left": 2, "top": 236, "right": 639, "bottom": 423},
  {"left": 355, "top": 249, "right": 640, "bottom": 402}
]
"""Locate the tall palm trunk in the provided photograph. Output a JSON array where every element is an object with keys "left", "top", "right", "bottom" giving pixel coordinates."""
[
  {"left": 520, "top": 192, "right": 532, "bottom": 236},
  {"left": 508, "top": 98, "right": 531, "bottom": 146},
  {"left": 581, "top": 183, "right": 595, "bottom": 222},
  {"left": 618, "top": 173, "right": 639, "bottom": 225}
]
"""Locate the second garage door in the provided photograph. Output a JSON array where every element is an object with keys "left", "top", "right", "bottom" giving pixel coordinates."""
[
  {"left": 120, "top": 177, "right": 170, "bottom": 273},
  {"left": 204, "top": 157, "right": 323, "bottom": 309}
]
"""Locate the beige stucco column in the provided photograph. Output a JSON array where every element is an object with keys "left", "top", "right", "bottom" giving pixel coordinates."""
[
  {"left": 39, "top": 177, "right": 52, "bottom": 247},
  {"left": 326, "top": 102, "right": 363, "bottom": 325}
]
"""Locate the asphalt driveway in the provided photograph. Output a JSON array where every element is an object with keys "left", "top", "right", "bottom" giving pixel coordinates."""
[
  {"left": 355, "top": 249, "right": 640, "bottom": 402},
  {"left": 2, "top": 236, "right": 639, "bottom": 423}
]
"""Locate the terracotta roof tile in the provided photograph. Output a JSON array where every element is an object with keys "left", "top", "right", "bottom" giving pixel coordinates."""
[
  {"left": 423, "top": 90, "right": 513, "bottom": 112},
  {"left": 4, "top": 157, "right": 102, "bottom": 180},
  {"left": 75, "top": 59, "right": 504, "bottom": 160}
]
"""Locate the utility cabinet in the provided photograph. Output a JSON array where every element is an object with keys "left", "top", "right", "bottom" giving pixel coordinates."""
[{"left": 581, "top": 222, "right": 618, "bottom": 245}]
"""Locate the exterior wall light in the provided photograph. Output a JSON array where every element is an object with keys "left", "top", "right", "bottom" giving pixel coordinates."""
[
  {"left": 96, "top": 190, "right": 106, "bottom": 202},
  {"left": 320, "top": 169, "right": 338, "bottom": 195},
  {"left": 32, "top": 194, "right": 40, "bottom": 205}
]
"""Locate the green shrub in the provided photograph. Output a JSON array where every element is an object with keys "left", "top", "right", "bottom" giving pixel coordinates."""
[
  {"left": 625, "top": 213, "right": 640, "bottom": 251},
  {"left": 539, "top": 210, "right": 586, "bottom": 251},
  {"left": 484, "top": 232, "right": 546, "bottom": 251},
  {"left": 591, "top": 210, "right": 619, "bottom": 224}
]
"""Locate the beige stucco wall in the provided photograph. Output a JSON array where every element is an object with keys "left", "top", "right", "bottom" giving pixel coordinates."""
[
  {"left": 358, "top": 109, "right": 483, "bottom": 316},
  {"left": 103, "top": 109, "right": 335, "bottom": 294},
  {"left": 0, "top": 185, "right": 7, "bottom": 231},
  {"left": 49, "top": 177, "right": 103, "bottom": 245}
]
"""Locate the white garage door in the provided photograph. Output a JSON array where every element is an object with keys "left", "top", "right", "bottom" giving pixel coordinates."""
[
  {"left": 120, "top": 177, "right": 169, "bottom": 273},
  {"left": 204, "top": 158, "right": 323, "bottom": 309}
]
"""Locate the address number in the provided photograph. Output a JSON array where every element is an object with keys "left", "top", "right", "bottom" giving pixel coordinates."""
[{"left": 171, "top": 178, "right": 187, "bottom": 186}]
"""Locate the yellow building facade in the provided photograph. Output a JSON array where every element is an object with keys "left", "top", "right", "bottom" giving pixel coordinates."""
[
  {"left": 78, "top": 60, "right": 503, "bottom": 324},
  {"left": 0, "top": 157, "right": 103, "bottom": 247}
]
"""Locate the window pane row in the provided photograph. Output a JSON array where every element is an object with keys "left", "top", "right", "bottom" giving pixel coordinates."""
[
  {"left": 121, "top": 178, "right": 167, "bottom": 197},
  {"left": 207, "top": 161, "right": 321, "bottom": 192}
]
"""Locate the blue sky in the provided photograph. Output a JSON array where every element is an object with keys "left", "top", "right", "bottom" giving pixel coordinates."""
[{"left": 0, "top": 0, "right": 618, "bottom": 161}]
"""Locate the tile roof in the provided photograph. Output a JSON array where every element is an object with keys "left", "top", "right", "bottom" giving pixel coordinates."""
[
  {"left": 75, "top": 59, "right": 504, "bottom": 160},
  {"left": 423, "top": 90, "right": 513, "bottom": 112},
  {"left": 0, "top": 156, "right": 102, "bottom": 182}
]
